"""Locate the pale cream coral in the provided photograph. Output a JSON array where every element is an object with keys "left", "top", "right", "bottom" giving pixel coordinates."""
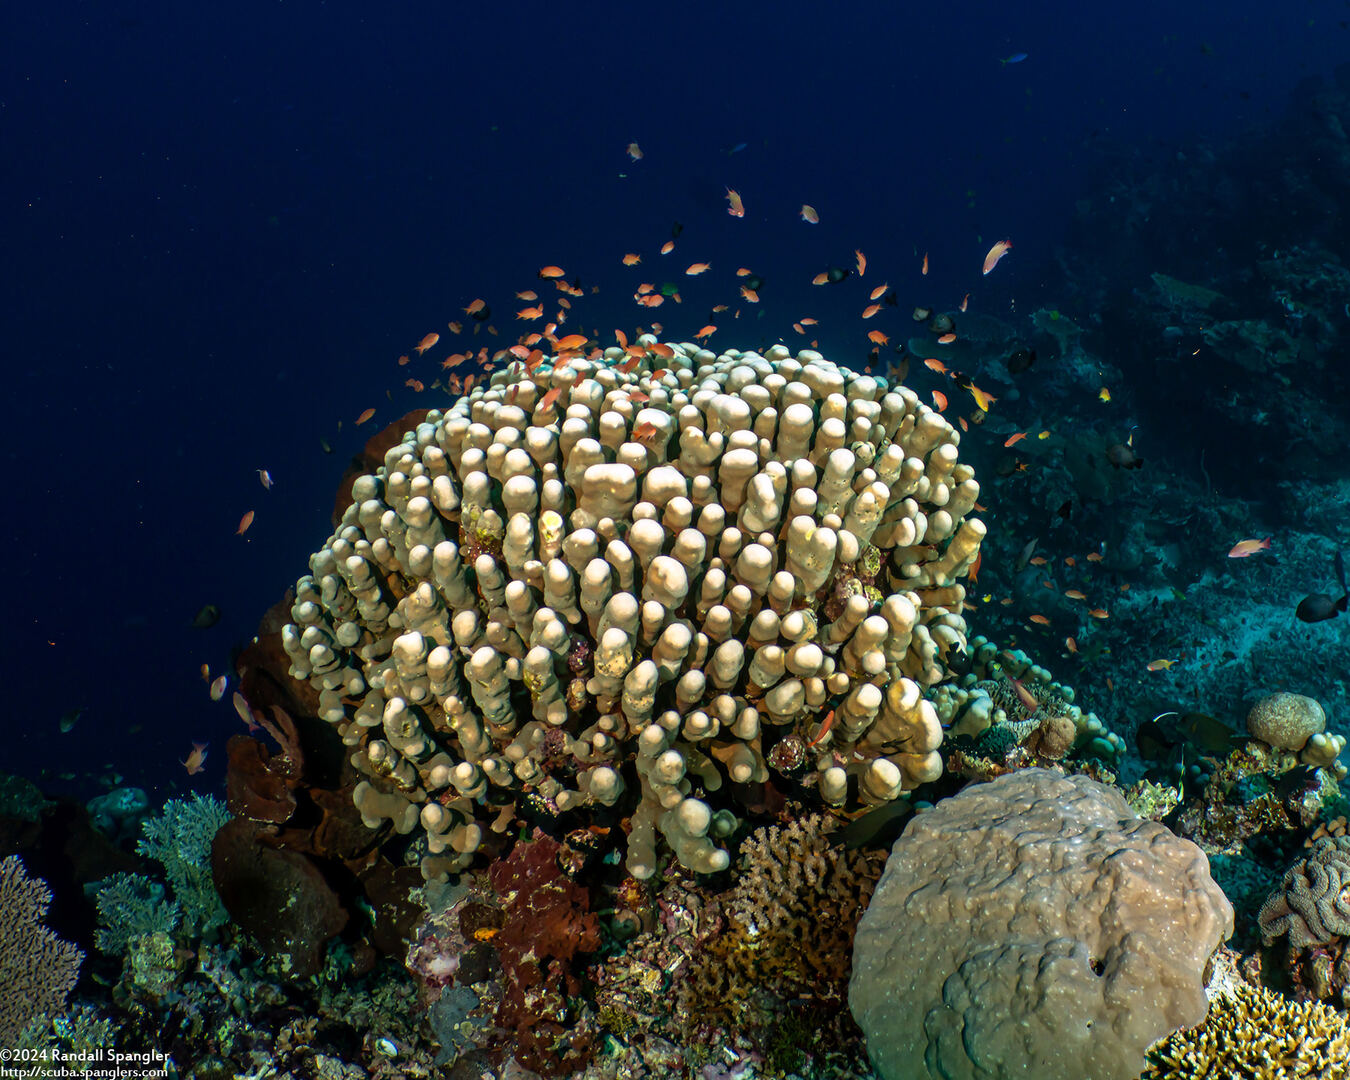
[{"left": 283, "top": 342, "right": 983, "bottom": 880}]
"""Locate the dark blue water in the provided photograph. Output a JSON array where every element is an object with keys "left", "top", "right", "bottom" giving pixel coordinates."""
[{"left": 3, "top": 0, "right": 1344, "bottom": 797}]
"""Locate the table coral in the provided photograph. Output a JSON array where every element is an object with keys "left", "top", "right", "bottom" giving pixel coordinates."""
[{"left": 280, "top": 342, "right": 983, "bottom": 880}]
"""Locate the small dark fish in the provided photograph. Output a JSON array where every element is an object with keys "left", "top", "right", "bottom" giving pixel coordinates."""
[
  {"left": 1135, "top": 718, "right": 1176, "bottom": 764},
  {"left": 928, "top": 312, "right": 955, "bottom": 334},
  {"left": 832, "top": 799, "right": 915, "bottom": 851},
  {"left": 912, "top": 306, "right": 932, "bottom": 322},
  {"left": 470, "top": 303, "right": 491, "bottom": 322},
  {"left": 1006, "top": 347, "right": 1037, "bottom": 374},
  {"left": 727, "top": 142, "right": 748, "bottom": 155},
  {"left": 1055, "top": 499, "right": 1073, "bottom": 522},
  {"left": 1274, "top": 764, "right": 1319, "bottom": 802},
  {"left": 671, "top": 221, "right": 684, "bottom": 239},
  {"left": 1016, "top": 536, "right": 1039, "bottom": 571},
  {"left": 1174, "top": 711, "right": 1244, "bottom": 755},
  {"left": 191, "top": 603, "right": 221, "bottom": 629},
  {"left": 1105, "top": 433, "right": 1143, "bottom": 469},
  {"left": 742, "top": 274, "right": 763, "bottom": 292},
  {"left": 1000, "top": 52, "right": 1028, "bottom": 65},
  {"left": 59, "top": 707, "right": 85, "bottom": 734},
  {"left": 826, "top": 266, "right": 851, "bottom": 284},
  {"left": 1296, "top": 550, "right": 1348, "bottom": 623}
]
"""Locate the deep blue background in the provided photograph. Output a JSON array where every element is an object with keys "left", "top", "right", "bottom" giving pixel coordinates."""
[{"left": 3, "top": 0, "right": 1343, "bottom": 797}]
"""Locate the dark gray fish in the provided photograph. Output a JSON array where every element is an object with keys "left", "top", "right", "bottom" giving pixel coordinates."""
[
  {"left": 191, "top": 603, "right": 221, "bottom": 629},
  {"left": 1006, "top": 347, "right": 1036, "bottom": 374},
  {"left": 1016, "top": 536, "right": 1039, "bottom": 571},
  {"left": 59, "top": 707, "right": 85, "bottom": 734},
  {"left": 832, "top": 799, "right": 915, "bottom": 851},
  {"left": 1296, "top": 550, "right": 1347, "bottom": 623}
]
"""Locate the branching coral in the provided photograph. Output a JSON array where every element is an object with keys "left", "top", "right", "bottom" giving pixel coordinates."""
[
  {"left": 1142, "top": 978, "right": 1350, "bottom": 1078},
  {"left": 678, "top": 812, "right": 885, "bottom": 1068}
]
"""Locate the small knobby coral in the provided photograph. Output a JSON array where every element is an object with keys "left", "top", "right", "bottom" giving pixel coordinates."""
[
  {"left": 0, "top": 855, "right": 84, "bottom": 1044},
  {"left": 1259, "top": 835, "right": 1350, "bottom": 950}
]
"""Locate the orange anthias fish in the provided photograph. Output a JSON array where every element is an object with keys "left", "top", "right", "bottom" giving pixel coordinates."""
[
  {"left": 463, "top": 299, "right": 487, "bottom": 316},
  {"left": 937, "top": 332, "right": 957, "bottom": 344},
  {"left": 867, "top": 330, "right": 889, "bottom": 346},
  {"left": 181, "top": 741, "right": 209, "bottom": 775},
  {"left": 869, "top": 283, "right": 888, "bottom": 301},
  {"left": 539, "top": 386, "right": 563, "bottom": 411},
  {"left": 959, "top": 293, "right": 969, "bottom": 312},
  {"left": 236, "top": 510, "right": 255, "bottom": 536},
  {"left": 695, "top": 324, "right": 717, "bottom": 339},
  {"left": 1228, "top": 536, "right": 1273, "bottom": 558},
  {"left": 805, "top": 708, "right": 837, "bottom": 747},
  {"left": 660, "top": 239, "right": 675, "bottom": 255},
  {"left": 414, "top": 332, "right": 440, "bottom": 355},
  {"left": 1029, "top": 614, "right": 1051, "bottom": 626},
  {"left": 554, "top": 333, "right": 588, "bottom": 351},
  {"left": 1088, "top": 608, "right": 1110, "bottom": 619},
  {"left": 861, "top": 304, "right": 881, "bottom": 319},
  {"left": 257, "top": 468, "right": 273, "bottom": 490},
  {"left": 800, "top": 204, "right": 819, "bottom": 224},
  {"left": 538, "top": 265, "right": 566, "bottom": 279},
  {"left": 515, "top": 305, "right": 544, "bottom": 320},
  {"left": 923, "top": 357, "right": 947, "bottom": 374},
  {"left": 685, "top": 262, "right": 711, "bottom": 275},
  {"left": 356, "top": 407, "right": 377, "bottom": 425},
  {"left": 1009, "top": 677, "right": 1040, "bottom": 713},
  {"left": 921, "top": 252, "right": 929, "bottom": 275},
  {"left": 983, "top": 239, "right": 1013, "bottom": 275},
  {"left": 1003, "top": 432, "right": 1027, "bottom": 447},
  {"left": 970, "top": 385, "right": 998, "bottom": 412},
  {"left": 622, "top": 253, "right": 641, "bottom": 266},
  {"left": 931, "top": 389, "right": 948, "bottom": 411},
  {"left": 725, "top": 188, "right": 745, "bottom": 217},
  {"left": 1064, "top": 589, "right": 1087, "bottom": 601},
  {"left": 855, "top": 249, "right": 867, "bottom": 276}
]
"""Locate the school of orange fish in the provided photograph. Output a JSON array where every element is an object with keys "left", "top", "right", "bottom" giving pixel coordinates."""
[{"left": 202, "top": 143, "right": 1272, "bottom": 770}]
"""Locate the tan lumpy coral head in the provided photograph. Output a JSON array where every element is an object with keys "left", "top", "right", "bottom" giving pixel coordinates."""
[
  {"left": 1247, "top": 692, "right": 1325, "bottom": 750},
  {"left": 281, "top": 342, "right": 983, "bottom": 880},
  {"left": 849, "top": 768, "right": 1233, "bottom": 1080}
]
